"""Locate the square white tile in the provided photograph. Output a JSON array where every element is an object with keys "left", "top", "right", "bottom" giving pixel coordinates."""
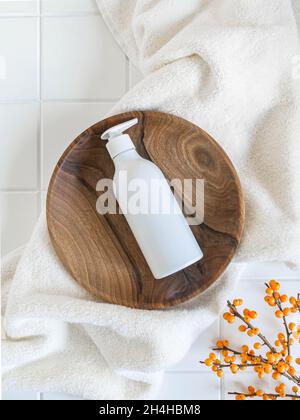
[
  {"left": 0, "top": 104, "right": 38, "bottom": 189},
  {"left": 242, "top": 261, "right": 300, "bottom": 280},
  {"left": 42, "top": 16, "right": 126, "bottom": 100},
  {"left": 157, "top": 373, "right": 220, "bottom": 400},
  {"left": 42, "top": 102, "right": 112, "bottom": 188},
  {"left": 168, "top": 320, "right": 220, "bottom": 372},
  {"left": 129, "top": 63, "right": 143, "bottom": 88},
  {"left": 220, "top": 280, "right": 300, "bottom": 370},
  {"left": 41, "top": 0, "right": 98, "bottom": 14},
  {"left": 0, "top": 1, "right": 38, "bottom": 15},
  {"left": 1, "top": 192, "right": 39, "bottom": 256},
  {"left": 2, "top": 391, "right": 37, "bottom": 400},
  {"left": 0, "top": 18, "right": 38, "bottom": 101}
]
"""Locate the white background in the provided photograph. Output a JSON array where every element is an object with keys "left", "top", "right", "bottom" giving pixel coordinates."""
[{"left": 1, "top": 0, "right": 300, "bottom": 400}]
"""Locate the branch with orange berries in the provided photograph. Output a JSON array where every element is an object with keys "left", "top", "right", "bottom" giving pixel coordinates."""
[
  {"left": 200, "top": 280, "right": 300, "bottom": 400},
  {"left": 229, "top": 383, "right": 300, "bottom": 400}
]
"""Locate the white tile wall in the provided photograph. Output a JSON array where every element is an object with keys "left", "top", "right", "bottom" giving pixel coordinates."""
[
  {"left": 0, "top": 1, "right": 38, "bottom": 16},
  {"left": 0, "top": 18, "right": 38, "bottom": 101},
  {"left": 158, "top": 373, "right": 220, "bottom": 400},
  {"left": 1, "top": 390, "right": 37, "bottom": 401},
  {"left": 1, "top": 192, "right": 39, "bottom": 255},
  {"left": 41, "top": 0, "right": 98, "bottom": 14},
  {"left": 0, "top": 104, "right": 39, "bottom": 189},
  {"left": 1, "top": 0, "right": 299, "bottom": 402},
  {"left": 42, "top": 15, "right": 127, "bottom": 100}
]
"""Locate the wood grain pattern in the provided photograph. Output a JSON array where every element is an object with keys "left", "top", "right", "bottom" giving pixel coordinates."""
[{"left": 47, "top": 111, "right": 245, "bottom": 309}]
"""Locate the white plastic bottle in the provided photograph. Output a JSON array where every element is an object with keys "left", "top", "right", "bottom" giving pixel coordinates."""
[{"left": 101, "top": 118, "right": 203, "bottom": 279}]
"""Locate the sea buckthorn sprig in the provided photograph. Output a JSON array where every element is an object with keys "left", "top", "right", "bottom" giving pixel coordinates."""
[
  {"left": 264, "top": 281, "right": 300, "bottom": 357},
  {"left": 225, "top": 299, "right": 276, "bottom": 352},
  {"left": 229, "top": 384, "right": 300, "bottom": 400},
  {"left": 199, "top": 281, "right": 300, "bottom": 400}
]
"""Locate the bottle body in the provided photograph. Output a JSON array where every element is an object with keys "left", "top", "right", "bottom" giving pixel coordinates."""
[{"left": 113, "top": 150, "right": 203, "bottom": 279}]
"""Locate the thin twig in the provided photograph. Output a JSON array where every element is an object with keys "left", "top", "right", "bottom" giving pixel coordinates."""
[
  {"left": 228, "top": 298, "right": 299, "bottom": 386},
  {"left": 282, "top": 372, "right": 300, "bottom": 387},
  {"left": 199, "top": 361, "right": 260, "bottom": 369},
  {"left": 228, "top": 392, "right": 300, "bottom": 400},
  {"left": 212, "top": 346, "right": 243, "bottom": 356},
  {"left": 265, "top": 282, "right": 291, "bottom": 356},
  {"left": 206, "top": 299, "right": 300, "bottom": 388},
  {"left": 214, "top": 346, "right": 264, "bottom": 362},
  {"left": 227, "top": 301, "right": 277, "bottom": 353},
  {"left": 213, "top": 346, "right": 300, "bottom": 387}
]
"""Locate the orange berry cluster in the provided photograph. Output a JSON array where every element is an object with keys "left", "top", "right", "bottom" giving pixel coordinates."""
[
  {"left": 265, "top": 280, "right": 300, "bottom": 320},
  {"left": 200, "top": 281, "right": 300, "bottom": 400},
  {"left": 223, "top": 299, "right": 261, "bottom": 337},
  {"left": 203, "top": 340, "right": 231, "bottom": 378},
  {"left": 274, "top": 383, "right": 288, "bottom": 398},
  {"left": 264, "top": 281, "right": 300, "bottom": 351}
]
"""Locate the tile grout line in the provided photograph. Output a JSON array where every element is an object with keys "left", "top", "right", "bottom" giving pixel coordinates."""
[
  {"left": 0, "top": 100, "right": 40, "bottom": 105},
  {"left": 39, "top": 2, "right": 44, "bottom": 200},
  {"left": 42, "top": 98, "right": 120, "bottom": 103},
  {"left": 37, "top": 392, "right": 44, "bottom": 401},
  {"left": 0, "top": 99, "right": 121, "bottom": 105},
  {"left": 0, "top": 189, "right": 41, "bottom": 193},
  {"left": 41, "top": 12, "right": 101, "bottom": 18},
  {"left": 0, "top": 15, "right": 39, "bottom": 19},
  {"left": 0, "top": 12, "right": 101, "bottom": 19},
  {"left": 37, "top": 0, "right": 42, "bottom": 213}
]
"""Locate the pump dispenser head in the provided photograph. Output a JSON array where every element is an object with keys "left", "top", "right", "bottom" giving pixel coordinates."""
[{"left": 101, "top": 118, "right": 138, "bottom": 159}]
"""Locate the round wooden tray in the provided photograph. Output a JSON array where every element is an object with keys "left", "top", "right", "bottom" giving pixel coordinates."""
[{"left": 47, "top": 111, "right": 244, "bottom": 309}]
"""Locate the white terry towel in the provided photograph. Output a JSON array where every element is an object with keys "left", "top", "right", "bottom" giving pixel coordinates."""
[{"left": 2, "top": 0, "right": 300, "bottom": 400}]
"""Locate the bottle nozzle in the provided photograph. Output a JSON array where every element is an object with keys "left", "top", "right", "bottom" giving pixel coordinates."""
[
  {"left": 100, "top": 117, "right": 138, "bottom": 159},
  {"left": 101, "top": 118, "right": 138, "bottom": 141}
]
